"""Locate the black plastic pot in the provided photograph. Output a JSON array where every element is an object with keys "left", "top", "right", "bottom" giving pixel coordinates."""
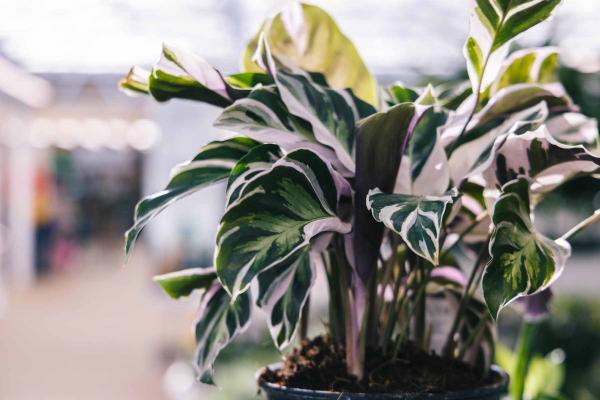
[{"left": 258, "top": 365, "right": 508, "bottom": 400}]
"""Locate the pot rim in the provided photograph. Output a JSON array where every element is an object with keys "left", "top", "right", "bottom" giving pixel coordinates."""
[{"left": 257, "top": 363, "right": 509, "bottom": 399}]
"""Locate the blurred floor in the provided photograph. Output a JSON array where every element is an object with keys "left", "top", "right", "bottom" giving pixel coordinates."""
[{"left": 0, "top": 241, "right": 193, "bottom": 400}]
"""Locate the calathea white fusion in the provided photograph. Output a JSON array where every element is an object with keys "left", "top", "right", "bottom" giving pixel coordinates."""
[{"left": 121, "top": 0, "right": 600, "bottom": 387}]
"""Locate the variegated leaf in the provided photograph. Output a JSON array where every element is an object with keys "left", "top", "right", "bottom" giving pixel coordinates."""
[
  {"left": 482, "top": 177, "right": 571, "bottom": 319},
  {"left": 255, "top": 36, "right": 376, "bottom": 175},
  {"left": 415, "top": 84, "right": 438, "bottom": 106},
  {"left": 215, "top": 149, "right": 351, "bottom": 299},
  {"left": 226, "top": 144, "right": 283, "bottom": 205},
  {"left": 367, "top": 189, "right": 455, "bottom": 265},
  {"left": 448, "top": 100, "right": 550, "bottom": 184},
  {"left": 256, "top": 249, "right": 315, "bottom": 349},
  {"left": 150, "top": 44, "right": 232, "bottom": 107},
  {"left": 464, "top": 0, "right": 562, "bottom": 93},
  {"left": 443, "top": 83, "right": 571, "bottom": 152},
  {"left": 127, "top": 44, "right": 272, "bottom": 107},
  {"left": 354, "top": 103, "right": 425, "bottom": 280},
  {"left": 214, "top": 84, "right": 356, "bottom": 176},
  {"left": 489, "top": 47, "right": 559, "bottom": 96},
  {"left": 153, "top": 267, "right": 217, "bottom": 299},
  {"left": 195, "top": 284, "right": 251, "bottom": 384},
  {"left": 125, "top": 137, "right": 259, "bottom": 256},
  {"left": 242, "top": 2, "right": 378, "bottom": 106},
  {"left": 396, "top": 107, "right": 450, "bottom": 196},
  {"left": 482, "top": 126, "right": 600, "bottom": 193},
  {"left": 214, "top": 86, "right": 314, "bottom": 144}
]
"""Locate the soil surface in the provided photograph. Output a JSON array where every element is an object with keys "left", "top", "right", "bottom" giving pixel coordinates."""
[{"left": 259, "top": 336, "right": 498, "bottom": 394}]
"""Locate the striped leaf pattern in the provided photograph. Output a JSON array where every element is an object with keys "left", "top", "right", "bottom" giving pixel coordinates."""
[
  {"left": 483, "top": 177, "right": 571, "bottom": 319},
  {"left": 214, "top": 86, "right": 315, "bottom": 146},
  {"left": 214, "top": 86, "right": 352, "bottom": 175},
  {"left": 464, "top": 0, "right": 562, "bottom": 93},
  {"left": 149, "top": 44, "right": 233, "bottom": 107},
  {"left": 195, "top": 284, "right": 252, "bottom": 384},
  {"left": 482, "top": 126, "right": 600, "bottom": 193},
  {"left": 256, "top": 36, "right": 376, "bottom": 175},
  {"left": 226, "top": 143, "right": 283, "bottom": 205},
  {"left": 397, "top": 107, "right": 450, "bottom": 196},
  {"left": 121, "top": 45, "right": 272, "bottom": 107},
  {"left": 256, "top": 250, "right": 315, "bottom": 349},
  {"left": 125, "top": 137, "right": 259, "bottom": 256},
  {"left": 448, "top": 101, "right": 550, "bottom": 184},
  {"left": 153, "top": 267, "right": 217, "bottom": 299},
  {"left": 489, "top": 47, "right": 559, "bottom": 96},
  {"left": 242, "top": 3, "right": 378, "bottom": 106},
  {"left": 215, "top": 149, "right": 351, "bottom": 299},
  {"left": 367, "top": 189, "right": 455, "bottom": 265}
]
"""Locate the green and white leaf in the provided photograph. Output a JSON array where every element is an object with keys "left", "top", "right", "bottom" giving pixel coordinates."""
[
  {"left": 215, "top": 149, "right": 351, "bottom": 299},
  {"left": 148, "top": 44, "right": 233, "bottom": 107},
  {"left": 242, "top": 2, "right": 378, "bottom": 106},
  {"left": 256, "top": 249, "right": 315, "bottom": 349},
  {"left": 489, "top": 47, "right": 559, "bottom": 97},
  {"left": 448, "top": 100, "right": 549, "bottom": 184},
  {"left": 482, "top": 126, "right": 600, "bottom": 193},
  {"left": 255, "top": 36, "right": 376, "bottom": 174},
  {"left": 367, "top": 189, "right": 455, "bottom": 265},
  {"left": 153, "top": 267, "right": 217, "bottom": 299},
  {"left": 415, "top": 84, "right": 439, "bottom": 106},
  {"left": 214, "top": 85, "right": 354, "bottom": 176},
  {"left": 443, "top": 83, "right": 571, "bottom": 158},
  {"left": 214, "top": 86, "right": 314, "bottom": 144},
  {"left": 395, "top": 106, "right": 450, "bottom": 196},
  {"left": 119, "top": 66, "right": 150, "bottom": 95},
  {"left": 226, "top": 144, "right": 283, "bottom": 205},
  {"left": 464, "top": 0, "right": 562, "bottom": 93},
  {"left": 195, "top": 285, "right": 252, "bottom": 384},
  {"left": 482, "top": 177, "right": 571, "bottom": 319},
  {"left": 146, "top": 44, "right": 271, "bottom": 107},
  {"left": 125, "top": 137, "right": 259, "bottom": 256}
]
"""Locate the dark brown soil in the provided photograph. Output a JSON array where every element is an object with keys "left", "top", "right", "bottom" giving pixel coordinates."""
[{"left": 259, "top": 336, "right": 498, "bottom": 394}]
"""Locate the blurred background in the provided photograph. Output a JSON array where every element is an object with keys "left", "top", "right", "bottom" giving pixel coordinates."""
[{"left": 0, "top": 1, "right": 599, "bottom": 399}]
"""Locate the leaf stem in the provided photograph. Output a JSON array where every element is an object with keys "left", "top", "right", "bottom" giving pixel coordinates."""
[
  {"left": 511, "top": 320, "right": 540, "bottom": 400},
  {"left": 393, "top": 262, "right": 432, "bottom": 359},
  {"left": 457, "top": 312, "right": 490, "bottom": 360},
  {"left": 299, "top": 295, "right": 310, "bottom": 342},
  {"left": 560, "top": 209, "right": 600, "bottom": 241},
  {"left": 334, "top": 237, "right": 363, "bottom": 379},
  {"left": 442, "top": 239, "right": 490, "bottom": 358},
  {"left": 381, "top": 250, "right": 407, "bottom": 353}
]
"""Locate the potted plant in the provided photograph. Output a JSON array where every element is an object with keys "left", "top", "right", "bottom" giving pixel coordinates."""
[{"left": 120, "top": 1, "right": 600, "bottom": 398}]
